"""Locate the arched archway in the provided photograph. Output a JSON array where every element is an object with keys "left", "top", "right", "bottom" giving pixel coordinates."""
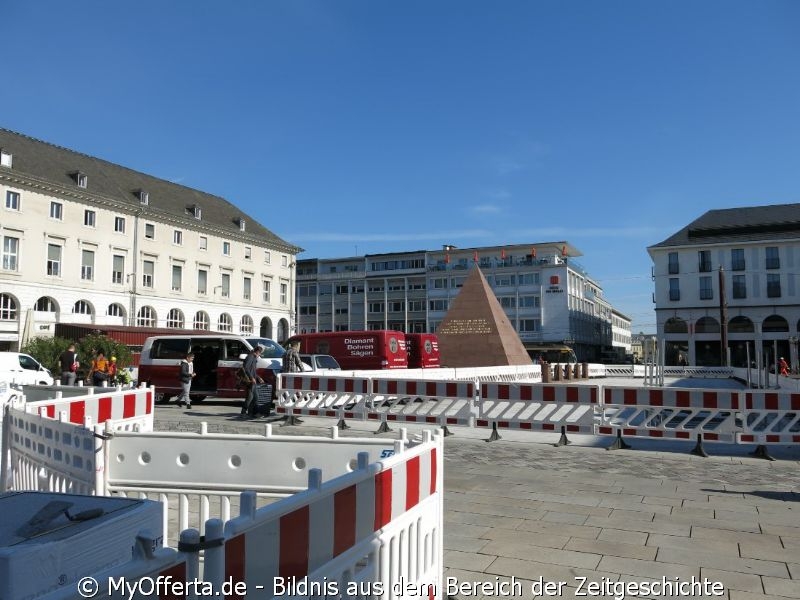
[
  {"left": 695, "top": 316, "right": 720, "bottom": 334},
  {"left": 166, "top": 308, "right": 185, "bottom": 328},
  {"left": 277, "top": 319, "right": 289, "bottom": 343},
  {"left": 218, "top": 313, "right": 233, "bottom": 332},
  {"left": 729, "top": 316, "right": 754, "bottom": 334},
  {"left": 260, "top": 317, "right": 273, "bottom": 338},
  {"left": 194, "top": 311, "right": 210, "bottom": 331},
  {"left": 137, "top": 306, "right": 157, "bottom": 327},
  {"left": 107, "top": 303, "right": 126, "bottom": 319},
  {"left": 763, "top": 314, "right": 789, "bottom": 333},
  {"left": 34, "top": 296, "right": 59, "bottom": 314},
  {"left": 240, "top": 315, "right": 254, "bottom": 335},
  {"left": 664, "top": 317, "right": 688, "bottom": 334}
]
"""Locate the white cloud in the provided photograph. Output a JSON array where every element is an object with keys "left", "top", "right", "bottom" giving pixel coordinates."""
[{"left": 470, "top": 204, "right": 502, "bottom": 215}]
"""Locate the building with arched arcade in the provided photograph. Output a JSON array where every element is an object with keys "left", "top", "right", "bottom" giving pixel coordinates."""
[
  {"left": 0, "top": 129, "right": 300, "bottom": 351},
  {"left": 648, "top": 203, "right": 800, "bottom": 370}
]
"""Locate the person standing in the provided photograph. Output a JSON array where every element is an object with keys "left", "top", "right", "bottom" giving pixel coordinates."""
[
  {"left": 59, "top": 343, "right": 79, "bottom": 386},
  {"left": 176, "top": 352, "right": 196, "bottom": 408},
  {"left": 282, "top": 341, "right": 303, "bottom": 373},
  {"left": 241, "top": 345, "right": 264, "bottom": 417},
  {"left": 779, "top": 357, "right": 789, "bottom": 377},
  {"left": 89, "top": 351, "right": 109, "bottom": 387}
]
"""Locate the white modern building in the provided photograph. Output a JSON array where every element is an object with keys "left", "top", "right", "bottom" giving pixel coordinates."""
[
  {"left": 648, "top": 203, "right": 800, "bottom": 368},
  {"left": 0, "top": 129, "right": 301, "bottom": 351},
  {"left": 296, "top": 243, "right": 630, "bottom": 362}
]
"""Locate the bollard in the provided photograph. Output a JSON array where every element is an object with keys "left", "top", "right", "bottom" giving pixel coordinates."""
[
  {"left": 541, "top": 362, "right": 551, "bottom": 383},
  {"left": 582, "top": 362, "right": 589, "bottom": 379},
  {"left": 553, "top": 363, "right": 562, "bottom": 381},
  {"left": 564, "top": 364, "right": 573, "bottom": 380}
]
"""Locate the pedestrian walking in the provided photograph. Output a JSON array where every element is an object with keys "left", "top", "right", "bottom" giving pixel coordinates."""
[
  {"left": 59, "top": 343, "right": 79, "bottom": 386},
  {"left": 176, "top": 352, "right": 196, "bottom": 408},
  {"left": 282, "top": 340, "right": 303, "bottom": 373},
  {"left": 779, "top": 357, "right": 789, "bottom": 377},
  {"left": 241, "top": 345, "right": 263, "bottom": 417}
]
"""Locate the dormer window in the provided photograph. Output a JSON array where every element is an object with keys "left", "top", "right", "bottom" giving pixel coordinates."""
[
  {"left": 71, "top": 171, "right": 87, "bottom": 188},
  {"left": 138, "top": 190, "right": 149, "bottom": 205},
  {"left": 0, "top": 149, "right": 11, "bottom": 168},
  {"left": 239, "top": 218, "right": 246, "bottom": 232},
  {"left": 192, "top": 205, "right": 202, "bottom": 220}
]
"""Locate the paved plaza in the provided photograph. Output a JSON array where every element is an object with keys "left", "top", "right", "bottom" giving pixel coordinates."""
[{"left": 153, "top": 380, "right": 800, "bottom": 600}]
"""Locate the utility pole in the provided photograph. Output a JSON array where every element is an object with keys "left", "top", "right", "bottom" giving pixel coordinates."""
[{"left": 719, "top": 266, "right": 728, "bottom": 366}]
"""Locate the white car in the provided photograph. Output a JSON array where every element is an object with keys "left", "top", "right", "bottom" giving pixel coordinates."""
[{"left": 0, "top": 352, "right": 54, "bottom": 386}]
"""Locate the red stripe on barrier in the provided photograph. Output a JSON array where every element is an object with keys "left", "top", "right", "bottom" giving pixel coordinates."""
[
  {"left": 676, "top": 390, "right": 690, "bottom": 407},
  {"left": 426, "top": 381, "right": 437, "bottom": 397},
  {"left": 406, "top": 381, "right": 418, "bottom": 396},
  {"left": 745, "top": 393, "right": 753, "bottom": 410},
  {"left": 567, "top": 425, "right": 581, "bottom": 432},
  {"left": 425, "top": 416, "right": 437, "bottom": 423},
  {"left": 765, "top": 394, "right": 778, "bottom": 410},
  {"left": 541, "top": 423, "right": 554, "bottom": 431},
  {"left": 766, "top": 435, "right": 780, "bottom": 443},
  {"left": 590, "top": 387, "right": 597, "bottom": 404},
  {"left": 521, "top": 386, "right": 532, "bottom": 401},
  {"left": 430, "top": 448, "right": 437, "bottom": 494},
  {"left": 280, "top": 507, "right": 309, "bottom": 577},
  {"left": 649, "top": 389, "right": 663, "bottom": 406},
  {"left": 623, "top": 428, "right": 636, "bottom": 436},
  {"left": 344, "top": 379, "right": 354, "bottom": 393},
  {"left": 308, "top": 410, "right": 319, "bottom": 416},
  {"left": 310, "top": 378, "right": 320, "bottom": 392},
  {"left": 519, "top": 422, "right": 532, "bottom": 429},
  {"left": 326, "top": 379, "right": 337, "bottom": 392},
  {"left": 123, "top": 394, "right": 136, "bottom": 418},
  {"left": 446, "top": 382, "right": 457, "bottom": 398},
  {"left": 387, "top": 381, "right": 398, "bottom": 395},
  {"left": 446, "top": 417, "right": 458, "bottom": 424},
  {"left": 224, "top": 534, "right": 246, "bottom": 599},
  {"left": 387, "top": 414, "right": 398, "bottom": 421},
  {"left": 543, "top": 386, "right": 555, "bottom": 402},
  {"left": 648, "top": 430, "right": 663, "bottom": 437},
  {"left": 374, "top": 470, "right": 393, "bottom": 530},
  {"left": 406, "top": 456, "right": 420, "bottom": 509},
  {"left": 739, "top": 434, "right": 755, "bottom": 442},
  {"left": 675, "top": 431, "right": 690, "bottom": 439},
  {"left": 499, "top": 421, "right": 509, "bottom": 428},
  {"left": 325, "top": 410, "right": 336, "bottom": 417},
  {"left": 98, "top": 397, "right": 112, "bottom": 423},
  {"left": 146, "top": 391, "right": 153, "bottom": 414},
  {"left": 623, "top": 389, "right": 637, "bottom": 405},
  {"left": 333, "top": 485, "right": 357, "bottom": 557},
  {"left": 705, "top": 433, "right": 719, "bottom": 441},
  {"left": 498, "top": 384, "right": 509, "bottom": 400},
  {"left": 598, "top": 426, "right": 613, "bottom": 434},
  {"left": 69, "top": 400, "right": 85, "bottom": 425},
  {"left": 793, "top": 394, "right": 800, "bottom": 410},
  {"left": 476, "top": 419, "right": 489, "bottom": 427},
  {"left": 46, "top": 405, "right": 55, "bottom": 418},
  {"left": 703, "top": 392, "right": 717, "bottom": 409}
]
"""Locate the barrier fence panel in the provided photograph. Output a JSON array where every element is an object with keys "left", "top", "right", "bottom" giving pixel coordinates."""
[
  {"left": 367, "top": 379, "right": 476, "bottom": 430},
  {"left": 599, "top": 386, "right": 740, "bottom": 444},
  {"left": 277, "top": 374, "right": 373, "bottom": 423},
  {"left": 477, "top": 383, "right": 598, "bottom": 440},
  {"left": 737, "top": 391, "right": 800, "bottom": 446},
  {"left": 207, "top": 429, "right": 443, "bottom": 600},
  {"left": 104, "top": 424, "right": 405, "bottom": 546}
]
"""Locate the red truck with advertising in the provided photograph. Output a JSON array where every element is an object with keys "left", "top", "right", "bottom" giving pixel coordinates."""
[
  {"left": 405, "top": 333, "right": 441, "bottom": 368},
  {"left": 285, "top": 330, "right": 408, "bottom": 370}
]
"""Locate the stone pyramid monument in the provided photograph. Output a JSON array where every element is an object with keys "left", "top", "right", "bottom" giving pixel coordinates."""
[{"left": 437, "top": 265, "right": 533, "bottom": 367}]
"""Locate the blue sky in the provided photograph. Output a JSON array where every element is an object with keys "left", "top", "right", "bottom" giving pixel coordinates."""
[{"left": 4, "top": 1, "right": 799, "bottom": 333}]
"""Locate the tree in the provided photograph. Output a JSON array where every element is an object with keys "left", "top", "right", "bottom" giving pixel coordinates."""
[{"left": 22, "top": 334, "right": 133, "bottom": 381}]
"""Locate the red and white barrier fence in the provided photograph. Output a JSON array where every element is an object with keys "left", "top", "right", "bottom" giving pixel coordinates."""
[
  {"left": 367, "top": 379, "right": 476, "bottom": 430},
  {"left": 27, "top": 386, "right": 154, "bottom": 432},
  {"left": 737, "top": 391, "right": 800, "bottom": 446}
]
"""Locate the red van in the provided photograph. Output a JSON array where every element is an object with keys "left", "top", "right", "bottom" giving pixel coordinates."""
[
  {"left": 405, "top": 333, "right": 440, "bottom": 368},
  {"left": 285, "top": 330, "right": 408, "bottom": 370}
]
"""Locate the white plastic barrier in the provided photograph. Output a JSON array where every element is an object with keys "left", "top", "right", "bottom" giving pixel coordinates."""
[
  {"left": 737, "top": 391, "right": 800, "bottom": 446},
  {"left": 367, "top": 379, "right": 476, "bottom": 429},
  {"left": 599, "top": 386, "right": 740, "bottom": 443},
  {"left": 277, "top": 374, "right": 372, "bottom": 422},
  {"left": 26, "top": 386, "right": 154, "bottom": 432},
  {"left": 478, "top": 383, "right": 598, "bottom": 438},
  {"left": 105, "top": 424, "right": 405, "bottom": 545},
  {"left": 208, "top": 429, "right": 443, "bottom": 600}
]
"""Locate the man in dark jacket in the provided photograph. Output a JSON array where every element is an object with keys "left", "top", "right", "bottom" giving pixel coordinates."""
[
  {"left": 242, "top": 345, "right": 263, "bottom": 417},
  {"left": 282, "top": 341, "right": 303, "bottom": 373},
  {"left": 176, "top": 352, "right": 195, "bottom": 408},
  {"left": 59, "top": 343, "right": 79, "bottom": 386}
]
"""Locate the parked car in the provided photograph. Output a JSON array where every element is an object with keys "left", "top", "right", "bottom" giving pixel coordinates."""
[
  {"left": 138, "top": 335, "right": 281, "bottom": 403},
  {"left": 299, "top": 354, "right": 342, "bottom": 372},
  {"left": 0, "top": 352, "right": 54, "bottom": 386}
]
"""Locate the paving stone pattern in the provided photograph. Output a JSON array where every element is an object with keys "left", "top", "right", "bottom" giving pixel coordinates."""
[{"left": 155, "top": 406, "right": 800, "bottom": 600}]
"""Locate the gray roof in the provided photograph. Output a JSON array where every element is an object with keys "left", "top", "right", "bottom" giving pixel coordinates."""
[
  {"left": 0, "top": 128, "right": 301, "bottom": 253},
  {"left": 649, "top": 203, "right": 800, "bottom": 249}
]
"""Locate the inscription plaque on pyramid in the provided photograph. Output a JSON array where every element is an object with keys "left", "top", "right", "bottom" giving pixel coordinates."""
[{"left": 437, "top": 265, "right": 533, "bottom": 367}]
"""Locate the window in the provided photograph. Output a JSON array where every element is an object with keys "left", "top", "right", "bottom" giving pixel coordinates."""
[
  {"left": 239, "top": 218, "right": 246, "bottom": 232},
  {"left": 47, "top": 244, "right": 61, "bottom": 276},
  {"left": 81, "top": 249, "right": 94, "bottom": 281},
  {"left": 144, "top": 223, "right": 155, "bottom": 239},
  {"left": 243, "top": 276, "right": 252, "bottom": 300},
  {"left": 218, "top": 313, "right": 233, "bottom": 332},
  {"left": 669, "top": 278, "right": 680, "bottom": 301},
  {"left": 50, "top": 201, "right": 63, "bottom": 220},
  {"left": 137, "top": 306, "right": 157, "bottom": 327},
  {"left": 699, "top": 276, "right": 713, "bottom": 300},
  {"left": 139, "top": 190, "right": 149, "bottom": 205},
  {"left": 107, "top": 303, "right": 125, "bottom": 317},
  {"left": 111, "top": 255, "right": 125, "bottom": 284},
  {"left": 84, "top": 209, "right": 96, "bottom": 227},
  {"left": 732, "top": 275, "right": 746, "bottom": 299},
  {"left": 429, "top": 299, "right": 448, "bottom": 311},
  {"left": 519, "top": 319, "right": 541, "bottom": 332},
  {"left": 73, "top": 300, "right": 92, "bottom": 315},
  {"left": 262, "top": 280, "right": 271, "bottom": 303},
  {"left": 0, "top": 294, "right": 17, "bottom": 320},
  {"left": 194, "top": 311, "right": 210, "bottom": 330},
  {"left": 240, "top": 315, "right": 254, "bottom": 335},
  {"left": 5, "top": 191, "right": 20, "bottom": 210},
  {"left": 335, "top": 284, "right": 348, "bottom": 295},
  {"left": 198, "top": 269, "right": 208, "bottom": 295},
  {"left": 191, "top": 205, "right": 201, "bottom": 219},
  {"left": 494, "top": 274, "right": 516, "bottom": 287},
  {"left": 113, "top": 216, "right": 125, "bottom": 233},
  {"left": 220, "top": 273, "right": 231, "bottom": 298},
  {"left": 668, "top": 252, "right": 679, "bottom": 274},
  {"left": 264, "top": 251, "right": 271, "bottom": 264},
  {"left": 408, "top": 300, "right": 425, "bottom": 312},
  {"left": 335, "top": 307, "right": 349, "bottom": 315},
  {"left": 35, "top": 297, "right": 56, "bottom": 312},
  {"left": 389, "top": 301, "right": 405, "bottom": 312},
  {"left": 77, "top": 173, "right": 87, "bottom": 188},
  {"left": 767, "top": 274, "right": 781, "bottom": 298},
  {"left": 519, "top": 295, "right": 540, "bottom": 308},
  {"left": 766, "top": 247, "right": 780, "bottom": 270},
  {"left": 500, "top": 297, "right": 516, "bottom": 308},
  {"left": 173, "top": 230, "right": 183, "bottom": 245},
  {"left": 518, "top": 273, "right": 540, "bottom": 285},
  {"left": 369, "top": 302, "right": 385, "bottom": 313},
  {"left": 0, "top": 150, "right": 11, "bottom": 168},
  {"left": 430, "top": 277, "right": 447, "bottom": 289},
  {"left": 698, "top": 250, "right": 711, "bottom": 273},
  {"left": 281, "top": 255, "right": 288, "bottom": 267},
  {"left": 199, "top": 236, "right": 207, "bottom": 251},
  {"left": 142, "top": 260, "right": 154, "bottom": 288},
  {"left": 280, "top": 282, "right": 288, "bottom": 305},
  {"left": 2, "top": 236, "right": 18, "bottom": 271},
  {"left": 223, "top": 242, "right": 231, "bottom": 256},
  {"left": 166, "top": 308, "right": 184, "bottom": 328},
  {"left": 244, "top": 246, "right": 252, "bottom": 260},
  {"left": 731, "top": 248, "right": 745, "bottom": 271},
  {"left": 171, "top": 265, "right": 182, "bottom": 292}
]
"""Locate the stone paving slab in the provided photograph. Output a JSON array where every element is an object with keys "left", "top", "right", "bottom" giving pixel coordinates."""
[{"left": 154, "top": 400, "right": 800, "bottom": 600}]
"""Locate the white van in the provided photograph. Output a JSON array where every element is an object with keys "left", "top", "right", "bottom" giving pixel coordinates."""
[
  {"left": 0, "top": 352, "right": 55, "bottom": 386},
  {"left": 138, "top": 335, "right": 282, "bottom": 403}
]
